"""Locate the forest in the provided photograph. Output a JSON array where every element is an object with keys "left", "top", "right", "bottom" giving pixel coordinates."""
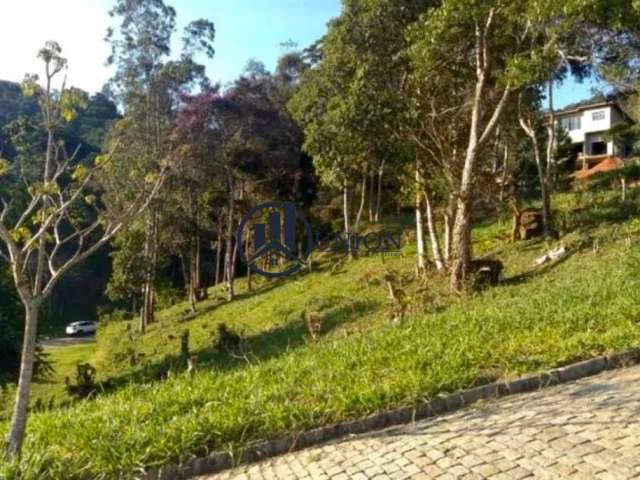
[{"left": 3, "top": 0, "right": 640, "bottom": 476}]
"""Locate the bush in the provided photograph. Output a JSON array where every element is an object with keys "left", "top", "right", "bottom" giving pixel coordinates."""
[{"left": 64, "top": 363, "right": 98, "bottom": 399}]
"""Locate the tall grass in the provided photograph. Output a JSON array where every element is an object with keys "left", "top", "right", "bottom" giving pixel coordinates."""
[{"left": 2, "top": 191, "right": 640, "bottom": 479}]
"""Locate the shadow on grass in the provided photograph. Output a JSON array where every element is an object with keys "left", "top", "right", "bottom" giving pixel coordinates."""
[
  {"left": 501, "top": 249, "right": 578, "bottom": 287},
  {"left": 569, "top": 193, "right": 640, "bottom": 234},
  {"left": 168, "top": 278, "right": 289, "bottom": 327},
  {"left": 102, "top": 298, "right": 380, "bottom": 389}
]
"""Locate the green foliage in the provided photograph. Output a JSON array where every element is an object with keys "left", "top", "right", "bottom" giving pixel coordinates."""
[
  {"left": 59, "top": 88, "right": 88, "bottom": 123},
  {"left": 33, "top": 346, "right": 56, "bottom": 383},
  {"left": 4, "top": 0, "right": 640, "bottom": 471},
  {"left": 0, "top": 158, "right": 11, "bottom": 176},
  {"left": 3, "top": 190, "right": 640, "bottom": 478},
  {"left": 289, "top": 0, "right": 425, "bottom": 190},
  {"left": 0, "top": 268, "right": 22, "bottom": 383},
  {"left": 20, "top": 75, "right": 42, "bottom": 99},
  {"left": 106, "top": 227, "right": 146, "bottom": 304},
  {"left": 64, "top": 363, "right": 98, "bottom": 400},
  {"left": 604, "top": 123, "right": 639, "bottom": 154}
]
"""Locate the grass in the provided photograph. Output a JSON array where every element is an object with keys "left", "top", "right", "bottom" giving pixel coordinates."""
[
  {"left": 3, "top": 189, "right": 640, "bottom": 479},
  {"left": 0, "top": 341, "right": 94, "bottom": 422}
]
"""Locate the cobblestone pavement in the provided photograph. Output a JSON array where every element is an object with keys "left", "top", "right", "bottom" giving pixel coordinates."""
[{"left": 203, "top": 365, "right": 640, "bottom": 479}]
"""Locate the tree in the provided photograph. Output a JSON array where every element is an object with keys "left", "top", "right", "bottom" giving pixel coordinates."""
[
  {"left": 410, "top": 1, "right": 563, "bottom": 290},
  {"left": 0, "top": 83, "right": 121, "bottom": 330},
  {"left": 172, "top": 62, "right": 311, "bottom": 297},
  {"left": 172, "top": 90, "right": 247, "bottom": 300},
  {"left": 404, "top": 35, "right": 470, "bottom": 271},
  {"left": 290, "top": 1, "right": 430, "bottom": 258},
  {"left": 288, "top": 18, "right": 364, "bottom": 258},
  {"left": 105, "top": 0, "right": 215, "bottom": 329},
  {"left": 1, "top": 42, "right": 167, "bottom": 459}
]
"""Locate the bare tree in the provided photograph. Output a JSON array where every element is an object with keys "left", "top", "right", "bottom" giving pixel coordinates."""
[
  {"left": 518, "top": 91, "right": 553, "bottom": 235},
  {"left": 1, "top": 42, "right": 167, "bottom": 459},
  {"left": 448, "top": 8, "right": 514, "bottom": 290}
]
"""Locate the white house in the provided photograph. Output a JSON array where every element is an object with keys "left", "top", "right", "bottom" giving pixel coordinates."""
[{"left": 553, "top": 101, "right": 633, "bottom": 168}]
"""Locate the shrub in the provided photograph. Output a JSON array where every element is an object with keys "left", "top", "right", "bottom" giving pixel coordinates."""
[{"left": 64, "top": 363, "right": 98, "bottom": 399}]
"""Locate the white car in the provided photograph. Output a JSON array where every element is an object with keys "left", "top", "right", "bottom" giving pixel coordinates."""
[{"left": 65, "top": 321, "right": 97, "bottom": 336}]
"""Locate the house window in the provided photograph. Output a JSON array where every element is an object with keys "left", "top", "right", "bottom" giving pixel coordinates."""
[
  {"left": 592, "top": 111, "right": 605, "bottom": 121},
  {"left": 560, "top": 116, "right": 581, "bottom": 131}
]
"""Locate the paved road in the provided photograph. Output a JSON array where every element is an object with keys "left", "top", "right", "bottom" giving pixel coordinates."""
[
  {"left": 39, "top": 335, "right": 95, "bottom": 347},
  {"left": 207, "top": 365, "right": 640, "bottom": 479}
]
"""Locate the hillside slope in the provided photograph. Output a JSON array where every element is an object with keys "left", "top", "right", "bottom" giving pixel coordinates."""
[{"left": 3, "top": 191, "right": 640, "bottom": 479}]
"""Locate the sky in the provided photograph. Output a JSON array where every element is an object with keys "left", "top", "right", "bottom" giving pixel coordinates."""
[{"left": 0, "top": 0, "right": 605, "bottom": 109}]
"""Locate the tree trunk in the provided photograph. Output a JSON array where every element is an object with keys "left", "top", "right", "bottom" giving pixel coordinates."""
[
  {"left": 529, "top": 128, "right": 550, "bottom": 233},
  {"left": 214, "top": 232, "right": 222, "bottom": 286},
  {"left": 140, "top": 211, "right": 157, "bottom": 333},
  {"left": 368, "top": 172, "right": 375, "bottom": 223},
  {"left": 230, "top": 241, "right": 238, "bottom": 290},
  {"left": 187, "top": 231, "right": 201, "bottom": 311},
  {"left": 543, "top": 78, "right": 555, "bottom": 235},
  {"left": 343, "top": 183, "right": 352, "bottom": 258},
  {"left": 424, "top": 190, "right": 444, "bottom": 271},
  {"left": 353, "top": 174, "right": 367, "bottom": 255},
  {"left": 499, "top": 143, "right": 509, "bottom": 203},
  {"left": 449, "top": 9, "right": 510, "bottom": 290},
  {"left": 519, "top": 95, "right": 551, "bottom": 237},
  {"left": 7, "top": 116, "right": 55, "bottom": 459},
  {"left": 375, "top": 159, "right": 385, "bottom": 223},
  {"left": 245, "top": 235, "right": 252, "bottom": 292},
  {"left": 195, "top": 235, "right": 203, "bottom": 300},
  {"left": 450, "top": 191, "right": 473, "bottom": 290},
  {"left": 5, "top": 302, "right": 39, "bottom": 459},
  {"left": 180, "top": 254, "right": 189, "bottom": 292},
  {"left": 444, "top": 195, "right": 455, "bottom": 265},
  {"left": 188, "top": 260, "right": 197, "bottom": 313},
  {"left": 444, "top": 213, "right": 451, "bottom": 264},
  {"left": 450, "top": 79, "right": 483, "bottom": 291},
  {"left": 225, "top": 172, "right": 235, "bottom": 301},
  {"left": 415, "top": 166, "right": 427, "bottom": 275},
  {"left": 181, "top": 253, "right": 196, "bottom": 313}
]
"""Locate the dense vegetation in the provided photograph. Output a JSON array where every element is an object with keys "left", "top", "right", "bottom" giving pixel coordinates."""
[
  {"left": 3, "top": 189, "right": 640, "bottom": 478},
  {"left": 3, "top": 0, "right": 640, "bottom": 476},
  {"left": 0, "top": 81, "right": 118, "bottom": 380}
]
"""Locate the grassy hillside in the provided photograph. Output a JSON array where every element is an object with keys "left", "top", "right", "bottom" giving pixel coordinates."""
[
  {"left": 3, "top": 190, "right": 640, "bottom": 479},
  {"left": 0, "top": 342, "right": 94, "bottom": 422}
]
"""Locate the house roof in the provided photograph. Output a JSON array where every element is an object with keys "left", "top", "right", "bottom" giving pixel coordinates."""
[{"left": 553, "top": 101, "right": 634, "bottom": 124}]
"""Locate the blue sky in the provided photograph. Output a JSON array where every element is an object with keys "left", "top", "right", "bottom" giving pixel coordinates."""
[
  {"left": 176, "top": 0, "right": 342, "bottom": 87},
  {"left": 0, "top": 0, "right": 604, "bottom": 108}
]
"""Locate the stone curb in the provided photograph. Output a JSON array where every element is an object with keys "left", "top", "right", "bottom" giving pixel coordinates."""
[{"left": 141, "top": 347, "right": 640, "bottom": 480}]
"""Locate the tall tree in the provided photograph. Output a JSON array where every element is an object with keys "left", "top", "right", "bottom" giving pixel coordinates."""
[
  {"left": 1, "top": 42, "right": 167, "bottom": 459},
  {"left": 410, "top": 1, "right": 551, "bottom": 290},
  {"left": 290, "top": 1, "right": 431, "bottom": 258},
  {"left": 105, "top": 0, "right": 214, "bottom": 329}
]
